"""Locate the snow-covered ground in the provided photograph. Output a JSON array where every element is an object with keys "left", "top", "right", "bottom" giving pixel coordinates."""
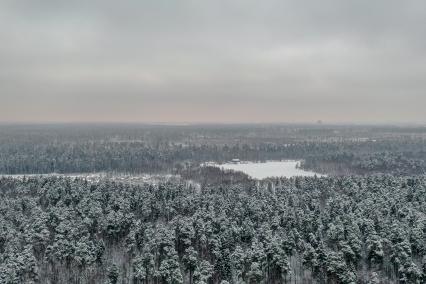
[
  {"left": 206, "top": 160, "right": 325, "bottom": 179},
  {"left": 0, "top": 172, "right": 186, "bottom": 185}
]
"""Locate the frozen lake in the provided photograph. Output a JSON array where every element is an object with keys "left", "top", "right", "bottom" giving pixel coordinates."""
[{"left": 208, "top": 160, "right": 325, "bottom": 179}]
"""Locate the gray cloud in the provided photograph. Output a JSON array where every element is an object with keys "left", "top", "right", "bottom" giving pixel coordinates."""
[{"left": 0, "top": 0, "right": 425, "bottom": 123}]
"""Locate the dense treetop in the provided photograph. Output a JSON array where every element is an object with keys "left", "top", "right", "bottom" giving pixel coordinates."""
[{"left": 0, "top": 175, "right": 425, "bottom": 283}]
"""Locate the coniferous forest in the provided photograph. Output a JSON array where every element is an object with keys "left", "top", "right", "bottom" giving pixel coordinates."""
[
  {"left": 0, "top": 124, "right": 425, "bottom": 284},
  {"left": 2, "top": 0, "right": 426, "bottom": 282}
]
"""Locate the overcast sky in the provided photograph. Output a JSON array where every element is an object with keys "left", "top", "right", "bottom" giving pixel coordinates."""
[{"left": 1, "top": 0, "right": 425, "bottom": 124}]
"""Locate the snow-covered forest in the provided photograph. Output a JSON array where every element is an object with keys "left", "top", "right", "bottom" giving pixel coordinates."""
[
  {"left": 0, "top": 175, "right": 425, "bottom": 283},
  {"left": 0, "top": 125, "right": 424, "bottom": 176},
  {"left": 0, "top": 124, "right": 425, "bottom": 283},
  {"left": 2, "top": 0, "right": 426, "bottom": 282}
]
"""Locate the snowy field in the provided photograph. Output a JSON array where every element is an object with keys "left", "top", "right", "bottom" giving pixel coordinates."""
[{"left": 207, "top": 160, "right": 325, "bottom": 179}]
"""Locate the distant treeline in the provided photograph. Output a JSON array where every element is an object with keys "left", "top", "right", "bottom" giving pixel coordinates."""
[
  {"left": 0, "top": 175, "right": 425, "bottom": 283},
  {"left": 301, "top": 150, "right": 426, "bottom": 176},
  {"left": 0, "top": 124, "right": 425, "bottom": 176}
]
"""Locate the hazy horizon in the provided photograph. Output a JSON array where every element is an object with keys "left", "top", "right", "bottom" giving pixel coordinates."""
[
  {"left": 1, "top": 0, "right": 425, "bottom": 124},
  {"left": 1, "top": 121, "right": 425, "bottom": 128}
]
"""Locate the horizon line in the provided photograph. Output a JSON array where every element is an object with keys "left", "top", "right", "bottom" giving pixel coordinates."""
[{"left": 0, "top": 121, "right": 425, "bottom": 127}]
